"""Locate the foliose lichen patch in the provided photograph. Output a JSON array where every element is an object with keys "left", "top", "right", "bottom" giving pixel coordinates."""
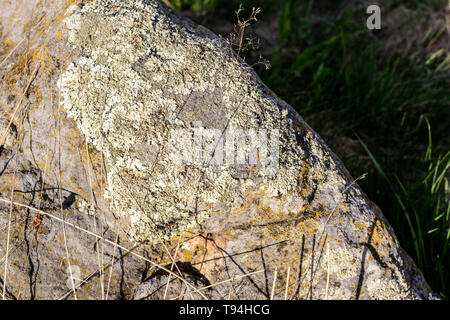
[{"left": 58, "top": 0, "right": 305, "bottom": 244}]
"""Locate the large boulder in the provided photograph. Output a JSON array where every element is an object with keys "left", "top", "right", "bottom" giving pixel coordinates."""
[{"left": 0, "top": 0, "right": 439, "bottom": 299}]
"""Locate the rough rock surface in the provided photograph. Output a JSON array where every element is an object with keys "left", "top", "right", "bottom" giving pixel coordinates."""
[{"left": 0, "top": 0, "right": 439, "bottom": 299}]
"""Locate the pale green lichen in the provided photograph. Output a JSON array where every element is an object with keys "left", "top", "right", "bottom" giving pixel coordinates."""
[
  {"left": 316, "top": 246, "right": 415, "bottom": 300},
  {"left": 77, "top": 198, "right": 96, "bottom": 216},
  {"left": 57, "top": 0, "right": 306, "bottom": 244}
]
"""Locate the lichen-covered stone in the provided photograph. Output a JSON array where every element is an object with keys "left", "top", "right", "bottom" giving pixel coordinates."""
[
  {"left": 58, "top": 0, "right": 304, "bottom": 244},
  {"left": 0, "top": 0, "right": 440, "bottom": 300}
]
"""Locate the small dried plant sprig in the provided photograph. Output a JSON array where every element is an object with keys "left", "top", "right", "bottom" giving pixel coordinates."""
[{"left": 225, "top": 5, "right": 270, "bottom": 70}]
